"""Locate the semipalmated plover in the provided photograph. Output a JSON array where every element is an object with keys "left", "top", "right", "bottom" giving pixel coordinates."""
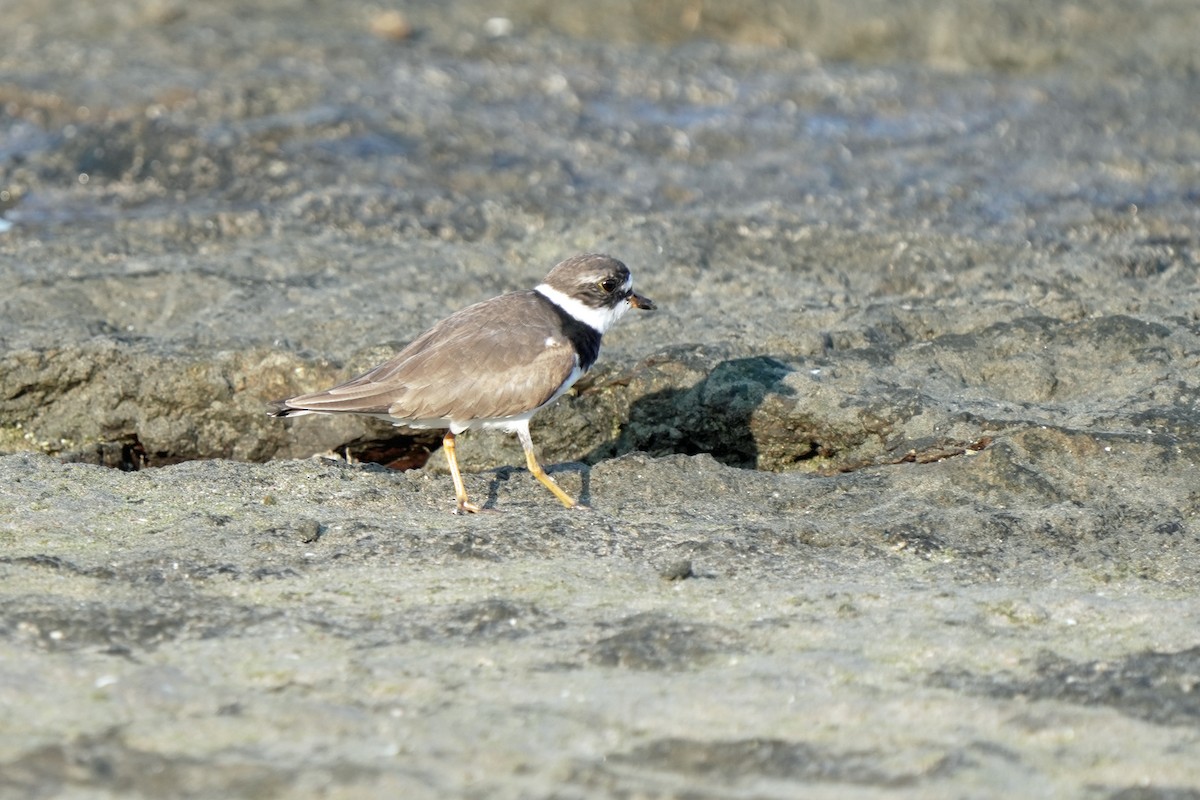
[{"left": 269, "top": 253, "right": 655, "bottom": 513}]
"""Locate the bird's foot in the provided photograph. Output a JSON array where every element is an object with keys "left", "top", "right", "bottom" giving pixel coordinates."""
[{"left": 453, "top": 500, "right": 495, "bottom": 514}]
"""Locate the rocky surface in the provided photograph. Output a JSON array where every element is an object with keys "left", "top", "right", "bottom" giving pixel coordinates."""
[{"left": 3, "top": 0, "right": 1200, "bottom": 797}]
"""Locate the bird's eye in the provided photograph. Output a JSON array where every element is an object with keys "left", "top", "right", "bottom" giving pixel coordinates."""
[{"left": 598, "top": 277, "right": 619, "bottom": 293}]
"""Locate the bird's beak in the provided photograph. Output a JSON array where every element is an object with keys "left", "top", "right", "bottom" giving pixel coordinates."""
[{"left": 629, "top": 292, "right": 656, "bottom": 311}]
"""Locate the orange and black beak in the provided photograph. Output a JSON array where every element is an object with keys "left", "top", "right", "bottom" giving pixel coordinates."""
[{"left": 629, "top": 292, "right": 656, "bottom": 311}]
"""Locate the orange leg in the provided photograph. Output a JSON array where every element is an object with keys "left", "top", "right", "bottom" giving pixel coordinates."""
[
  {"left": 517, "top": 426, "right": 578, "bottom": 509},
  {"left": 443, "top": 431, "right": 482, "bottom": 513}
]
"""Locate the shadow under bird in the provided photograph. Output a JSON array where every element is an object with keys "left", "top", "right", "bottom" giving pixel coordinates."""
[{"left": 268, "top": 253, "right": 656, "bottom": 513}]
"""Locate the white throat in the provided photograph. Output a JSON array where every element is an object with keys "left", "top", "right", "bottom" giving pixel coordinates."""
[{"left": 535, "top": 283, "right": 629, "bottom": 334}]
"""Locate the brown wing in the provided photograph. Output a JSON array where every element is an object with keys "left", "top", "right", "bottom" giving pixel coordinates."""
[{"left": 278, "top": 291, "right": 580, "bottom": 421}]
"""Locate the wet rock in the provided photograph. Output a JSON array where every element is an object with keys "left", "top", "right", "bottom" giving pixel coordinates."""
[
  {"left": 585, "top": 613, "right": 742, "bottom": 670},
  {"left": 932, "top": 646, "right": 1200, "bottom": 728},
  {"left": 3, "top": 0, "right": 1200, "bottom": 797}
]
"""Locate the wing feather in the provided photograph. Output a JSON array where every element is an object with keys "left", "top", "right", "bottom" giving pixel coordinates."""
[{"left": 277, "top": 291, "right": 580, "bottom": 422}]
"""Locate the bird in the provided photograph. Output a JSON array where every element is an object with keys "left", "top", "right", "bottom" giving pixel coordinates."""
[{"left": 268, "top": 253, "right": 656, "bottom": 513}]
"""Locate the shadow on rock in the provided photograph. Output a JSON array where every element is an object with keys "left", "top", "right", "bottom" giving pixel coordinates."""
[{"left": 585, "top": 354, "right": 810, "bottom": 470}]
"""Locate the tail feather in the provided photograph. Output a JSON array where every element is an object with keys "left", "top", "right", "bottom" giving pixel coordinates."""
[{"left": 267, "top": 401, "right": 312, "bottom": 418}]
